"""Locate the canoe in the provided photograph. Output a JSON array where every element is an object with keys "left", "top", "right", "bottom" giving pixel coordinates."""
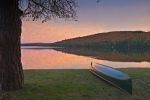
[{"left": 90, "top": 62, "right": 132, "bottom": 94}]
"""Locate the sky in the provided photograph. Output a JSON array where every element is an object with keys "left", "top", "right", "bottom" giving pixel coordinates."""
[{"left": 21, "top": 0, "right": 150, "bottom": 43}]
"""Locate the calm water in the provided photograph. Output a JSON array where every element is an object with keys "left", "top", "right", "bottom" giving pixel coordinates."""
[{"left": 21, "top": 47, "right": 150, "bottom": 69}]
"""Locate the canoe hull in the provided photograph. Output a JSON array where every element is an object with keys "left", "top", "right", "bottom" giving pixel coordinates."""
[{"left": 90, "top": 63, "right": 132, "bottom": 94}]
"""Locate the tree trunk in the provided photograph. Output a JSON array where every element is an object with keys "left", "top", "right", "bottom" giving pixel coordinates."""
[{"left": 0, "top": 0, "right": 24, "bottom": 91}]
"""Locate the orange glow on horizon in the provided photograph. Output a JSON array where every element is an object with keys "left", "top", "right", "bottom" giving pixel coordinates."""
[
  {"left": 22, "top": 20, "right": 107, "bottom": 43},
  {"left": 22, "top": 15, "right": 150, "bottom": 43}
]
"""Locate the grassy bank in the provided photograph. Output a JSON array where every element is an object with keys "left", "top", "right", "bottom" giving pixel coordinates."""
[{"left": 0, "top": 69, "right": 150, "bottom": 100}]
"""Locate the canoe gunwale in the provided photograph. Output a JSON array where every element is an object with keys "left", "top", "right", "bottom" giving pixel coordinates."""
[{"left": 93, "top": 63, "right": 130, "bottom": 80}]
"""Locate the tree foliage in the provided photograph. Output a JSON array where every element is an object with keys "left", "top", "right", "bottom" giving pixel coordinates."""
[{"left": 21, "top": 0, "right": 77, "bottom": 22}]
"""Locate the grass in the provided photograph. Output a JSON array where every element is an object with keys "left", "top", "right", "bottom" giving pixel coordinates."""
[{"left": 0, "top": 68, "right": 150, "bottom": 100}]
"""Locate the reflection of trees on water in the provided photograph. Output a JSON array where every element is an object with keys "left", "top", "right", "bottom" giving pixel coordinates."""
[{"left": 53, "top": 48, "right": 150, "bottom": 62}]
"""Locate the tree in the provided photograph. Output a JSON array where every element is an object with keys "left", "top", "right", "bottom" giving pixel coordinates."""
[{"left": 0, "top": 0, "right": 76, "bottom": 91}]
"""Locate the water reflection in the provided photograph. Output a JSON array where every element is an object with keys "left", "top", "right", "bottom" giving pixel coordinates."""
[
  {"left": 21, "top": 47, "right": 150, "bottom": 69},
  {"left": 22, "top": 48, "right": 92, "bottom": 69},
  {"left": 53, "top": 48, "right": 150, "bottom": 62}
]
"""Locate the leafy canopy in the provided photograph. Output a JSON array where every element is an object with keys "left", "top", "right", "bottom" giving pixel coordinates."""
[{"left": 21, "top": 0, "right": 77, "bottom": 22}]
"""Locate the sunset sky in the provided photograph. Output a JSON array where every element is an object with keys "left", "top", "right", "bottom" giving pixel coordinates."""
[{"left": 22, "top": 0, "right": 150, "bottom": 43}]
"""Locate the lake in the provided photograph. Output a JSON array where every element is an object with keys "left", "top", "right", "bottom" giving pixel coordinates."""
[{"left": 21, "top": 47, "right": 150, "bottom": 69}]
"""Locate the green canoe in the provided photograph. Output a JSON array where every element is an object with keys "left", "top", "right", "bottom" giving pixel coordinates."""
[{"left": 90, "top": 62, "right": 132, "bottom": 94}]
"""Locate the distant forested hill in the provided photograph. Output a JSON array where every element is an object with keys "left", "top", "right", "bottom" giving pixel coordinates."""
[
  {"left": 21, "top": 43, "right": 52, "bottom": 46},
  {"left": 52, "top": 31, "right": 150, "bottom": 51}
]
